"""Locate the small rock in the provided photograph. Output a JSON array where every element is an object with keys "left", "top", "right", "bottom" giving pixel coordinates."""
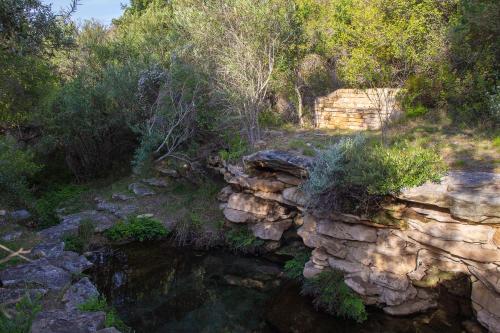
[
  {"left": 156, "top": 166, "right": 179, "bottom": 178},
  {"left": 142, "top": 177, "right": 169, "bottom": 187},
  {"left": 250, "top": 219, "right": 293, "bottom": 241},
  {"left": 217, "top": 186, "right": 234, "bottom": 202},
  {"left": 62, "top": 277, "right": 99, "bottom": 311},
  {"left": 32, "top": 242, "right": 65, "bottom": 258},
  {"left": 128, "top": 183, "right": 155, "bottom": 196},
  {"left": 1, "top": 230, "right": 22, "bottom": 241},
  {"left": 0, "top": 210, "right": 6, "bottom": 217},
  {"left": 9, "top": 209, "right": 31, "bottom": 221},
  {"left": 111, "top": 193, "right": 134, "bottom": 201},
  {"left": 48, "top": 251, "right": 93, "bottom": 275}
]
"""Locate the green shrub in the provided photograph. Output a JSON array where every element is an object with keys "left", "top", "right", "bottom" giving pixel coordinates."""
[
  {"left": 302, "top": 270, "right": 367, "bottom": 323},
  {"left": 225, "top": 227, "right": 264, "bottom": 252},
  {"left": 302, "top": 135, "right": 446, "bottom": 214},
  {"left": 78, "top": 296, "right": 108, "bottom": 312},
  {"left": 218, "top": 132, "right": 248, "bottom": 162},
  {"left": 63, "top": 219, "right": 95, "bottom": 253},
  {"left": 258, "top": 109, "right": 285, "bottom": 128},
  {"left": 78, "top": 296, "right": 130, "bottom": 332},
  {"left": 0, "top": 293, "right": 42, "bottom": 333},
  {"left": 405, "top": 105, "right": 428, "bottom": 118},
  {"left": 105, "top": 216, "right": 168, "bottom": 242},
  {"left": 35, "top": 184, "right": 86, "bottom": 228},
  {"left": 284, "top": 252, "right": 310, "bottom": 280},
  {"left": 493, "top": 136, "right": 500, "bottom": 148},
  {"left": 0, "top": 136, "right": 41, "bottom": 205}
]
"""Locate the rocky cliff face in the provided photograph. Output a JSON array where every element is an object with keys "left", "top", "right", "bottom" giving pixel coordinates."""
[{"left": 212, "top": 150, "right": 500, "bottom": 333}]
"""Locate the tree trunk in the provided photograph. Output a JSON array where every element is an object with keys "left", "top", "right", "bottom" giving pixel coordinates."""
[{"left": 295, "top": 85, "right": 303, "bottom": 127}]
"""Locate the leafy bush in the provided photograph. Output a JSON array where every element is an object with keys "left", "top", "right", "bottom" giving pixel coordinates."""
[
  {"left": 405, "top": 105, "right": 429, "bottom": 118},
  {"left": 0, "top": 136, "right": 41, "bottom": 205},
  {"left": 302, "top": 135, "right": 446, "bottom": 214},
  {"left": 284, "top": 252, "right": 310, "bottom": 280},
  {"left": 35, "top": 184, "right": 86, "bottom": 228},
  {"left": 105, "top": 216, "right": 168, "bottom": 242},
  {"left": 63, "top": 219, "right": 95, "bottom": 253},
  {"left": 0, "top": 293, "right": 42, "bottom": 333},
  {"left": 258, "top": 110, "right": 286, "bottom": 128},
  {"left": 302, "top": 270, "right": 367, "bottom": 323},
  {"left": 225, "top": 227, "right": 264, "bottom": 252},
  {"left": 78, "top": 296, "right": 130, "bottom": 332},
  {"left": 218, "top": 132, "right": 248, "bottom": 162}
]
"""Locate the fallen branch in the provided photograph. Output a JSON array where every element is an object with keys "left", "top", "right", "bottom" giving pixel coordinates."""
[{"left": 0, "top": 243, "right": 32, "bottom": 264}]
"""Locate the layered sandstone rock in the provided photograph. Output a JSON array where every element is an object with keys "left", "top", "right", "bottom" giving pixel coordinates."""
[{"left": 214, "top": 151, "right": 500, "bottom": 332}]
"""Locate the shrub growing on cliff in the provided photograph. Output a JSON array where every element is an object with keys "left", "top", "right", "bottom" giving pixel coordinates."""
[
  {"left": 284, "top": 251, "right": 310, "bottom": 280},
  {"left": 105, "top": 216, "right": 169, "bottom": 242},
  {"left": 302, "top": 135, "right": 445, "bottom": 214},
  {"left": 0, "top": 293, "right": 42, "bottom": 333},
  {"left": 78, "top": 296, "right": 130, "bottom": 332},
  {"left": 302, "top": 270, "right": 367, "bottom": 323},
  {"left": 225, "top": 227, "right": 264, "bottom": 253}
]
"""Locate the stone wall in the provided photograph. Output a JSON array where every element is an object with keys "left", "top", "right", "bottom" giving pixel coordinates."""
[
  {"left": 213, "top": 150, "right": 500, "bottom": 333},
  {"left": 314, "top": 88, "right": 401, "bottom": 130}
]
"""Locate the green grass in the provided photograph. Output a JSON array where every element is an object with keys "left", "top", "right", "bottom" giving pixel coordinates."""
[
  {"left": 493, "top": 136, "right": 500, "bottom": 148},
  {"left": 78, "top": 296, "right": 130, "bottom": 332},
  {"left": 302, "top": 270, "right": 367, "bottom": 323},
  {"left": 35, "top": 184, "right": 88, "bottom": 228},
  {"left": 105, "top": 216, "right": 169, "bottom": 242},
  {"left": 0, "top": 293, "right": 42, "bottom": 333},
  {"left": 225, "top": 227, "right": 264, "bottom": 252},
  {"left": 284, "top": 251, "right": 310, "bottom": 280},
  {"left": 63, "top": 219, "right": 95, "bottom": 253}
]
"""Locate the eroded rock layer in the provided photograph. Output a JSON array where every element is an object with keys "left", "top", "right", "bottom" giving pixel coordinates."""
[{"left": 214, "top": 151, "right": 500, "bottom": 333}]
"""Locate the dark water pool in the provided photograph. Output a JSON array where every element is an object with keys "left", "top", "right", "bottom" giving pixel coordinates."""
[{"left": 90, "top": 242, "right": 471, "bottom": 333}]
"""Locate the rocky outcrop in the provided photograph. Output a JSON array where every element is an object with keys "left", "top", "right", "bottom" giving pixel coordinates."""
[
  {"left": 212, "top": 151, "right": 308, "bottom": 242},
  {"left": 215, "top": 151, "right": 500, "bottom": 332}
]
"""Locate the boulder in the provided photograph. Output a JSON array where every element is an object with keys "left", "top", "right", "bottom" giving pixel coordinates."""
[
  {"left": 32, "top": 241, "right": 65, "bottom": 259},
  {"left": 223, "top": 207, "right": 258, "bottom": 223},
  {"left": 243, "top": 150, "right": 313, "bottom": 178},
  {"left": 217, "top": 186, "right": 234, "bottom": 202},
  {"left": 31, "top": 309, "right": 106, "bottom": 333},
  {"left": 9, "top": 209, "right": 31, "bottom": 222},
  {"left": 48, "top": 251, "right": 93, "bottom": 275},
  {"left": 226, "top": 193, "right": 289, "bottom": 221},
  {"left": 128, "top": 182, "right": 155, "bottom": 196},
  {"left": 38, "top": 210, "right": 115, "bottom": 240},
  {"left": 303, "top": 260, "right": 324, "bottom": 279},
  {"left": 142, "top": 177, "right": 168, "bottom": 187},
  {"left": 369, "top": 269, "right": 409, "bottom": 291},
  {"left": 399, "top": 172, "right": 500, "bottom": 223},
  {"left": 0, "top": 259, "right": 71, "bottom": 290},
  {"left": 250, "top": 219, "right": 293, "bottom": 241},
  {"left": 111, "top": 193, "right": 134, "bottom": 201},
  {"left": 62, "top": 278, "right": 100, "bottom": 311}
]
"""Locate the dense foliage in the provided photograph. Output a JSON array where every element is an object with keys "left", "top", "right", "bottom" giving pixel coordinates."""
[
  {"left": 302, "top": 270, "right": 367, "bottom": 323},
  {"left": 302, "top": 135, "right": 446, "bottom": 214},
  {"left": 105, "top": 216, "right": 169, "bottom": 242},
  {"left": 0, "top": 0, "right": 497, "bottom": 208},
  {"left": 0, "top": 293, "right": 41, "bottom": 333}
]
